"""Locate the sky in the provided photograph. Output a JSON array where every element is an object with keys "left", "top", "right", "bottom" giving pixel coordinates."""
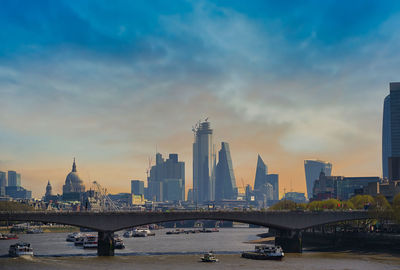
[{"left": 1, "top": 0, "right": 400, "bottom": 198}]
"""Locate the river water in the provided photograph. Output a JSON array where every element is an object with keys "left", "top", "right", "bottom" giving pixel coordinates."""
[{"left": 1, "top": 228, "right": 399, "bottom": 270}]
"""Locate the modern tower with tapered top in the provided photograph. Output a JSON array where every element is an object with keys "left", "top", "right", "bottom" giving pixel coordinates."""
[
  {"left": 215, "top": 142, "right": 238, "bottom": 200},
  {"left": 192, "top": 120, "right": 215, "bottom": 203}
]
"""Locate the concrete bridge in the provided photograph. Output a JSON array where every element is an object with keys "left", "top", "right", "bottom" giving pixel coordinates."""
[{"left": 0, "top": 210, "right": 372, "bottom": 255}]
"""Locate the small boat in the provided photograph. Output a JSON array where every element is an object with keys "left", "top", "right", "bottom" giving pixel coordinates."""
[
  {"left": 201, "top": 251, "right": 219, "bottom": 262},
  {"left": 66, "top": 232, "right": 82, "bottom": 242},
  {"left": 166, "top": 229, "right": 184, "bottom": 235},
  {"left": 26, "top": 228, "right": 43, "bottom": 234},
  {"left": 83, "top": 235, "right": 98, "bottom": 249},
  {"left": 9, "top": 242, "right": 34, "bottom": 257},
  {"left": 123, "top": 230, "right": 133, "bottom": 238},
  {"left": 114, "top": 236, "right": 125, "bottom": 249},
  {"left": 0, "top": 233, "right": 19, "bottom": 240},
  {"left": 74, "top": 235, "right": 86, "bottom": 246},
  {"left": 133, "top": 228, "right": 155, "bottom": 237},
  {"left": 241, "top": 245, "right": 284, "bottom": 260}
]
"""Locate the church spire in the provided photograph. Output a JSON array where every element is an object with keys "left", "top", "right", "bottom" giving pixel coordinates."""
[{"left": 72, "top": 158, "right": 77, "bottom": 172}]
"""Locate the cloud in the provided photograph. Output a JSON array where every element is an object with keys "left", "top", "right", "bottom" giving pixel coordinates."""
[{"left": 1, "top": 0, "right": 400, "bottom": 197}]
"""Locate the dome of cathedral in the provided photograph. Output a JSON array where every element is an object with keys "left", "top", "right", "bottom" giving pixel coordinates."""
[{"left": 63, "top": 158, "right": 85, "bottom": 194}]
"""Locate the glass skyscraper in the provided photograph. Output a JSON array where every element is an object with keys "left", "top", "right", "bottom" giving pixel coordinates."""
[
  {"left": 7, "top": 171, "right": 21, "bottom": 187},
  {"left": 254, "top": 155, "right": 268, "bottom": 190},
  {"left": 215, "top": 142, "right": 238, "bottom": 200},
  {"left": 389, "top": 82, "right": 400, "bottom": 180},
  {"left": 304, "top": 160, "right": 332, "bottom": 199},
  {"left": 382, "top": 94, "right": 391, "bottom": 179},
  {"left": 193, "top": 120, "right": 215, "bottom": 203}
]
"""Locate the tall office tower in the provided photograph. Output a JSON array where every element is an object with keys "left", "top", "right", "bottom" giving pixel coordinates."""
[
  {"left": 304, "top": 160, "right": 332, "bottom": 199},
  {"left": 193, "top": 120, "right": 215, "bottom": 203},
  {"left": 389, "top": 82, "right": 400, "bottom": 180},
  {"left": 266, "top": 174, "right": 279, "bottom": 201},
  {"left": 254, "top": 155, "right": 267, "bottom": 190},
  {"left": 382, "top": 94, "right": 391, "bottom": 179},
  {"left": 7, "top": 171, "right": 21, "bottom": 187},
  {"left": 215, "top": 142, "right": 238, "bottom": 200},
  {"left": 148, "top": 153, "right": 185, "bottom": 201},
  {"left": 0, "top": 171, "right": 6, "bottom": 196},
  {"left": 131, "top": 180, "right": 144, "bottom": 196},
  {"left": 0, "top": 171, "right": 6, "bottom": 187}
]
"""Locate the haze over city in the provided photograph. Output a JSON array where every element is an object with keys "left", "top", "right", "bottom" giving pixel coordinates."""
[{"left": 1, "top": 0, "right": 400, "bottom": 197}]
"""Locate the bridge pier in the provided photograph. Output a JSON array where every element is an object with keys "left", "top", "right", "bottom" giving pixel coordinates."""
[
  {"left": 275, "top": 230, "right": 302, "bottom": 253},
  {"left": 97, "top": 231, "right": 115, "bottom": 256}
]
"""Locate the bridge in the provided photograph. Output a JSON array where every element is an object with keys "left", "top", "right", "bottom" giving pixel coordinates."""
[{"left": 0, "top": 210, "right": 371, "bottom": 255}]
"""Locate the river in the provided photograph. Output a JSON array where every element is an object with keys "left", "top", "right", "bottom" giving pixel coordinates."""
[{"left": 1, "top": 228, "right": 399, "bottom": 269}]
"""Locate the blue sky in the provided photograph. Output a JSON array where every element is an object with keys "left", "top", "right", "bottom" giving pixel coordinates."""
[{"left": 1, "top": 0, "right": 400, "bottom": 197}]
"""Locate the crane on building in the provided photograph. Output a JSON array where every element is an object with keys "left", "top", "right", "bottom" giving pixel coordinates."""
[{"left": 91, "top": 181, "right": 119, "bottom": 211}]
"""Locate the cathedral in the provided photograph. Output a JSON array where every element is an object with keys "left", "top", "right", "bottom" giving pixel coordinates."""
[{"left": 62, "top": 158, "right": 85, "bottom": 201}]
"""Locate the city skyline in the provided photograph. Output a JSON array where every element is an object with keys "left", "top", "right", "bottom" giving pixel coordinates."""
[{"left": 2, "top": 1, "right": 400, "bottom": 198}]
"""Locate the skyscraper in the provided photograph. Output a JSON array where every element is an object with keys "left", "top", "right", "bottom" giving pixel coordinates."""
[
  {"left": 388, "top": 82, "right": 400, "bottom": 180},
  {"left": 382, "top": 94, "right": 391, "bottom": 179},
  {"left": 0, "top": 171, "right": 6, "bottom": 196},
  {"left": 304, "top": 160, "right": 332, "bottom": 199},
  {"left": 148, "top": 153, "right": 185, "bottom": 201},
  {"left": 254, "top": 155, "right": 267, "bottom": 190},
  {"left": 7, "top": 171, "right": 21, "bottom": 187},
  {"left": 131, "top": 180, "right": 145, "bottom": 196},
  {"left": 193, "top": 120, "right": 215, "bottom": 203},
  {"left": 266, "top": 174, "right": 279, "bottom": 201},
  {"left": 215, "top": 142, "right": 238, "bottom": 200},
  {"left": 0, "top": 171, "right": 6, "bottom": 187}
]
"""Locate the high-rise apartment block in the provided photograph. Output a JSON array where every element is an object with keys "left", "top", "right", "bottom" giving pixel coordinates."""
[
  {"left": 215, "top": 142, "right": 238, "bottom": 200},
  {"left": 193, "top": 120, "right": 215, "bottom": 203},
  {"left": 304, "top": 159, "right": 332, "bottom": 199}
]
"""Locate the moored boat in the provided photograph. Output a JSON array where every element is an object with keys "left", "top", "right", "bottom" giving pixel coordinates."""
[
  {"left": 66, "top": 232, "right": 82, "bottom": 242},
  {"left": 0, "top": 233, "right": 19, "bottom": 240},
  {"left": 83, "top": 235, "right": 98, "bottom": 249},
  {"left": 27, "top": 228, "right": 43, "bottom": 234},
  {"left": 8, "top": 242, "right": 34, "bottom": 257},
  {"left": 74, "top": 235, "right": 86, "bottom": 246},
  {"left": 241, "top": 245, "right": 284, "bottom": 260},
  {"left": 201, "top": 251, "right": 219, "bottom": 262},
  {"left": 133, "top": 228, "right": 155, "bottom": 237},
  {"left": 114, "top": 236, "right": 125, "bottom": 249}
]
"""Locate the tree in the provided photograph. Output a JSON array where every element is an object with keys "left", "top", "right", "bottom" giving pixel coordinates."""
[{"left": 349, "top": 195, "right": 375, "bottom": 209}]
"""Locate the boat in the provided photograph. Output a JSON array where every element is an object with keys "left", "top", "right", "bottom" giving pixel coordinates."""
[
  {"left": 241, "top": 245, "right": 284, "bottom": 260},
  {"left": 114, "top": 236, "right": 125, "bottom": 249},
  {"left": 200, "top": 251, "right": 219, "bottom": 262},
  {"left": 27, "top": 228, "right": 43, "bottom": 234},
  {"left": 0, "top": 233, "right": 19, "bottom": 240},
  {"left": 74, "top": 235, "right": 86, "bottom": 246},
  {"left": 8, "top": 242, "right": 34, "bottom": 257},
  {"left": 166, "top": 229, "right": 184, "bottom": 235},
  {"left": 83, "top": 235, "right": 98, "bottom": 249},
  {"left": 123, "top": 230, "right": 133, "bottom": 238},
  {"left": 133, "top": 228, "right": 155, "bottom": 237},
  {"left": 66, "top": 232, "right": 82, "bottom": 242}
]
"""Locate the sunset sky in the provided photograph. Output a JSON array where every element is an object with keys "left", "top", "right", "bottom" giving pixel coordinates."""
[{"left": 1, "top": 0, "right": 400, "bottom": 198}]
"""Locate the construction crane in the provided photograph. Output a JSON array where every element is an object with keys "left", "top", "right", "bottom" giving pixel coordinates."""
[{"left": 92, "top": 181, "right": 119, "bottom": 211}]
